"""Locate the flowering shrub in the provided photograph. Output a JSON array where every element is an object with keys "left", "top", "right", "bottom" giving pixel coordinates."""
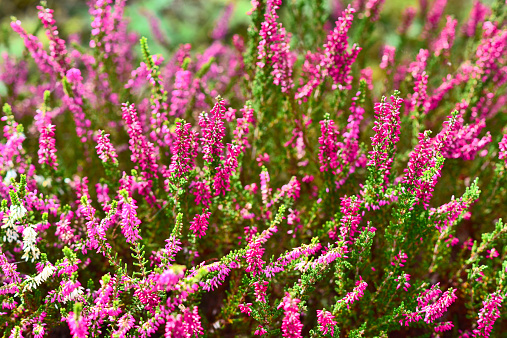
[{"left": 0, "top": 0, "right": 506, "bottom": 337}]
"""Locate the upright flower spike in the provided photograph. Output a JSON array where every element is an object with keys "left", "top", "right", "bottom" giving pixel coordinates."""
[
  {"left": 37, "top": 4, "right": 69, "bottom": 75},
  {"left": 35, "top": 108, "right": 58, "bottom": 170},
  {"left": 118, "top": 190, "right": 142, "bottom": 244},
  {"left": 499, "top": 133, "right": 507, "bottom": 165},
  {"left": 422, "top": 0, "right": 448, "bottom": 38},
  {"left": 318, "top": 114, "right": 340, "bottom": 173},
  {"left": 257, "top": 0, "right": 294, "bottom": 93},
  {"left": 169, "top": 121, "right": 198, "bottom": 178},
  {"left": 366, "top": 92, "right": 403, "bottom": 189},
  {"left": 121, "top": 102, "right": 158, "bottom": 176},
  {"left": 278, "top": 292, "right": 303, "bottom": 338},
  {"left": 296, "top": 6, "right": 360, "bottom": 101},
  {"left": 433, "top": 16, "right": 457, "bottom": 57},
  {"left": 199, "top": 97, "right": 226, "bottom": 164},
  {"left": 317, "top": 310, "right": 337, "bottom": 336},
  {"left": 95, "top": 130, "right": 118, "bottom": 165},
  {"left": 189, "top": 209, "right": 211, "bottom": 238},
  {"left": 472, "top": 293, "right": 503, "bottom": 337},
  {"left": 462, "top": 1, "right": 490, "bottom": 37}
]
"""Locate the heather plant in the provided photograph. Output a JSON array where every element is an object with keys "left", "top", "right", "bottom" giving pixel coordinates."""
[{"left": 0, "top": 0, "right": 506, "bottom": 337}]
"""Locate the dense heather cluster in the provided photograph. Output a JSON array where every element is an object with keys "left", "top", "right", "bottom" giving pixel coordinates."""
[{"left": 0, "top": 0, "right": 506, "bottom": 337}]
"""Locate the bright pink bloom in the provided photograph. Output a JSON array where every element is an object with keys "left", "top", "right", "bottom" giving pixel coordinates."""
[
  {"left": 239, "top": 303, "right": 252, "bottom": 316},
  {"left": 253, "top": 281, "right": 269, "bottom": 302},
  {"left": 278, "top": 292, "right": 303, "bottom": 338},
  {"left": 472, "top": 293, "right": 503, "bottom": 337},
  {"left": 122, "top": 103, "right": 158, "bottom": 176},
  {"left": 257, "top": 0, "right": 294, "bottom": 92},
  {"left": 119, "top": 192, "right": 142, "bottom": 244},
  {"left": 337, "top": 276, "right": 368, "bottom": 309},
  {"left": 367, "top": 94, "right": 403, "bottom": 187},
  {"left": 499, "top": 133, "right": 507, "bottom": 164},
  {"left": 199, "top": 98, "right": 226, "bottom": 163},
  {"left": 189, "top": 209, "right": 211, "bottom": 238},
  {"left": 66, "top": 311, "right": 89, "bottom": 338},
  {"left": 317, "top": 310, "right": 337, "bottom": 336},
  {"left": 169, "top": 121, "right": 198, "bottom": 177},
  {"left": 95, "top": 130, "right": 118, "bottom": 164}
]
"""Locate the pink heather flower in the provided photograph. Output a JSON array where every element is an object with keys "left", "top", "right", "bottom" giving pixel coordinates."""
[
  {"left": 337, "top": 277, "right": 368, "bottom": 309},
  {"left": 318, "top": 116, "right": 340, "bottom": 173},
  {"left": 433, "top": 16, "right": 457, "bottom": 57},
  {"left": 214, "top": 143, "right": 241, "bottom": 196},
  {"left": 260, "top": 169, "right": 272, "bottom": 206},
  {"left": 212, "top": 3, "right": 234, "bottom": 40},
  {"left": 324, "top": 6, "right": 361, "bottom": 89},
  {"left": 37, "top": 5, "right": 69, "bottom": 75},
  {"left": 398, "top": 7, "right": 416, "bottom": 35},
  {"left": 474, "top": 23, "right": 507, "bottom": 84},
  {"left": 486, "top": 248, "right": 499, "bottom": 259},
  {"left": 364, "top": 0, "right": 385, "bottom": 22},
  {"left": 191, "top": 178, "right": 212, "bottom": 207},
  {"left": 112, "top": 313, "right": 135, "bottom": 338},
  {"left": 257, "top": 0, "right": 294, "bottom": 92},
  {"left": 317, "top": 310, "right": 337, "bottom": 336},
  {"left": 233, "top": 104, "right": 255, "bottom": 151},
  {"left": 63, "top": 68, "right": 92, "bottom": 142},
  {"left": 472, "top": 293, "right": 503, "bottom": 337},
  {"left": 199, "top": 98, "right": 226, "bottom": 163},
  {"left": 395, "top": 273, "right": 412, "bottom": 291},
  {"left": 256, "top": 153, "right": 270, "bottom": 166},
  {"left": 245, "top": 241, "right": 266, "bottom": 276},
  {"left": 360, "top": 67, "right": 373, "bottom": 89},
  {"left": 440, "top": 111, "right": 491, "bottom": 161},
  {"left": 10, "top": 20, "right": 54, "bottom": 75},
  {"left": 422, "top": 0, "right": 448, "bottom": 38},
  {"left": 402, "top": 131, "right": 440, "bottom": 208},
  {"left": 380, "top": 45, "right": 396, "bottom": 70},
  {"left": 435, "top": 321, "right": 454, "bottom": 332},
  {"left": 121, "top": 103, "right": 159, "bottom": 176},
  {"left": 499, "top": 133, "right": 507, "bottom": 164},
  {"left": 253, "top": 281, "right": 269, "bottom": 302},
  {"left": 367, "top": 93, "right": 403, "bottom": 187},
  {"left": 278, "top": 292, "right": 303, "bottom": 338},
  {"left": 410, "top": 71, "right": 429, "bottom": 115},
  {"left": 254, "top": 325, "right": 268, "bottom": 335},
  {"left": 169, "top": 121, "right": 198, "bottom": 177},
  {"left": 408, "top": 49, "right": 430, "bottom": 78},
  {"left": 239, "top": 303, "right": 252, "bottom": 316},
  {"left": 401, "top": 284, "right": 458, "bottom": 326},
  {"left": 336, "top": 195, "right": 362, "bottom": 242},
  {"left": 37, "top": 122, "right": 58, "bottom": 170},
  {"left": 296, "top": 6, "right": 359, "bottom": 101},
  {"left": 95, "top": 130, "right": 118, "bottom": 165},
  {"left": 118, "top": 192, "right": 142, "bottom": 244},
  {"left": 462, "top": 1, "right": 490, "bottom": 37},
  {"left": 429, "top": 194, "right": 476, "bottom": 231},
  {"left": 391, "top": 251, "right": 408, "bottom": 267},
  {"left": 189, "top": 209, "right": 211, "bottom": 238},
  {"left": 169, "top": 69, "right": 193, "bottom": 117},
  {"left": 66, "top": 311, "right": 89, "bottom": 338},
  {"left": 263, "top": 242, "right": 322, "bottom": 278}
]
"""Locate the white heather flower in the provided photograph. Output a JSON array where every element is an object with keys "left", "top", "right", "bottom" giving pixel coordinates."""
[
  {"left": 10, "top": 204, "right": 27, "bottom": 220},
  {"left": 63, "top": 286, "right": 84, "bottom": 303},
  {"left": 23, "top": 264, "right": 55, "bottom": 292},
  {"left": 22, "top": 226, "right": 40, "bottom": 262}
]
